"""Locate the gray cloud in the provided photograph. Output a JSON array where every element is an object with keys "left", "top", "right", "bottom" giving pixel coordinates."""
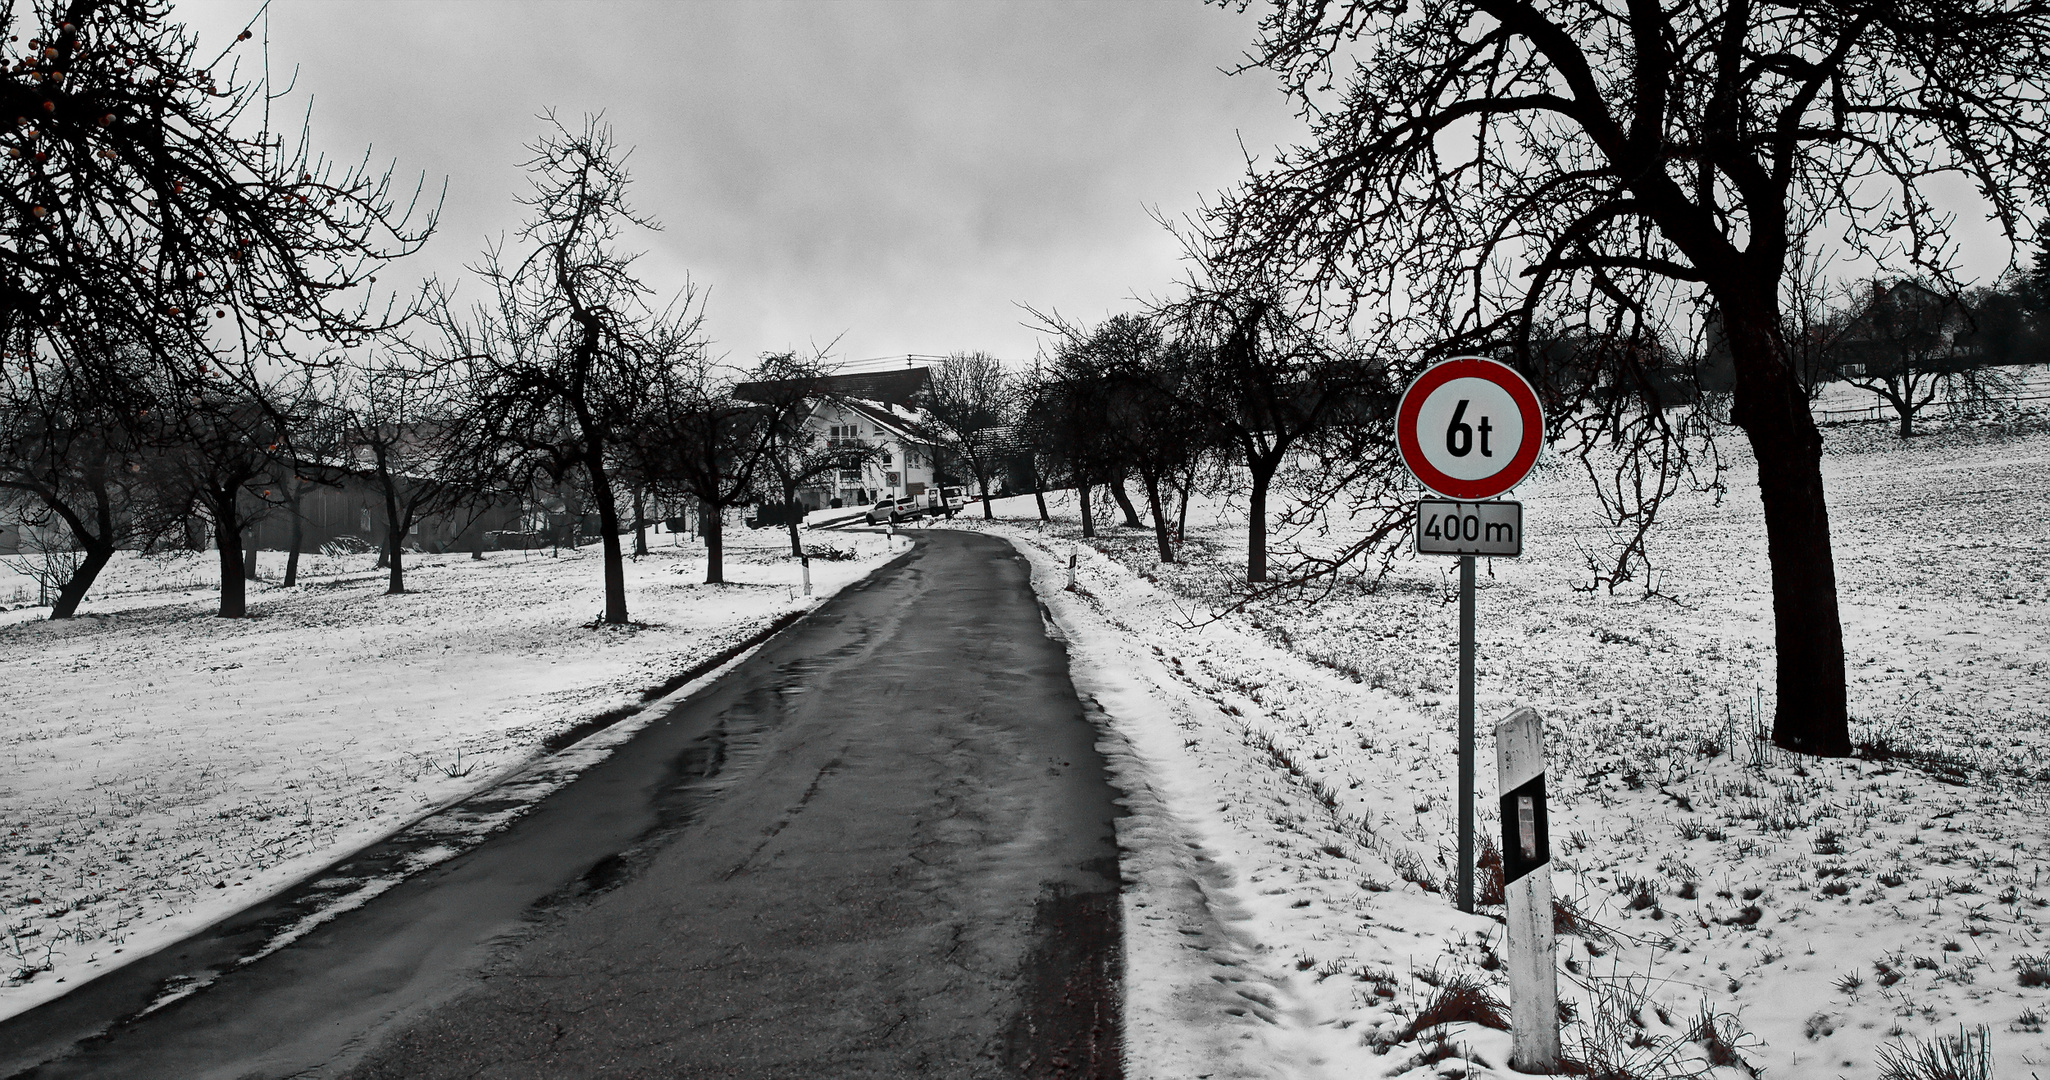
[{"left": 174, "top": 0, "right": 1305, "bottom": 366}]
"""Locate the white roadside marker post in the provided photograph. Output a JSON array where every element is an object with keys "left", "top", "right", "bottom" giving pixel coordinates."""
[
  {"left": 802, "top": 560, "right": 812, "bottom": 597},
  {"left": 1496, "top": 706, "right": 1560, "bottom": 1071},
  {"left": 1067, "top": 543, "right": 1078, "bottom": 591}
]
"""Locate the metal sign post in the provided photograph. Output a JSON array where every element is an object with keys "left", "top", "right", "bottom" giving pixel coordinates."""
[
  {"left": 1496, "top": 707, "right": 1560, "bottom": 1070},
  {"left": 1394, "top": 358, "right": 1545, "bottom": 916},
  {"left": 1459, "top": 554, "right": 1476, "bottom": 914}
]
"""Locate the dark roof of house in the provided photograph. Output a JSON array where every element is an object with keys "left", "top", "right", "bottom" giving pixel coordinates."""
[{"left": 734, "top": 366, "right": 931, "bottom": 409}]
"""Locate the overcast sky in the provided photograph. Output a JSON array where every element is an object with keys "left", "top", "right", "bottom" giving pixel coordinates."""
[{"left": 172, "top": 1, "right": 1306, "bottom": 371}]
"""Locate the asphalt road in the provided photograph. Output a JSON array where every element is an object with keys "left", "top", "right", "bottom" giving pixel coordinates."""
[{"left": 2, "top": 529, "right": 1123, "bottom": 1079}]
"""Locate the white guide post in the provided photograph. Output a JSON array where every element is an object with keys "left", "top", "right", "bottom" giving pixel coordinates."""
[
  {"left": 802, "top": 561, "right": 812, "bottom": 596},
  {"left": 1067, "top": 543, "right": 1078, "bottom": 591},
  {"left": 1495, "top": 706, "right": 1559, "bottom": 1071}
]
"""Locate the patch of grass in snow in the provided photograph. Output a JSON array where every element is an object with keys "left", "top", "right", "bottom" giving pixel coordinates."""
[
  {"left": 1396, "top": 968, "right": 1508, "bottom": 1042},
  {"left": 1876, "top": 1025, "right": 1995, "bottom": 1080},
  {"left": 1563, "top": 966, "right": 1745, "bottom": 1080}
]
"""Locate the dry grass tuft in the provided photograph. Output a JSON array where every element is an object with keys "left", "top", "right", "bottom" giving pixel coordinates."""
[
  {"left": 1876, "top": 1025, "right": 1994, "bottom": 1080},
  {"left": 1399, "top": 970, "right": 1510, "bottom": 1041}
]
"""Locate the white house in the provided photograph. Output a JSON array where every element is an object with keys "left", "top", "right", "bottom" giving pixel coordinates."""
[{"left": 735, "top": 365, "right": 951, "bottom": 511}]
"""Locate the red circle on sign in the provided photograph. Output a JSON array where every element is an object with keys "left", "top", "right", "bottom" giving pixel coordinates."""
[{"left": 1396, "top": 357, "right": 1545, "bottom": 500}]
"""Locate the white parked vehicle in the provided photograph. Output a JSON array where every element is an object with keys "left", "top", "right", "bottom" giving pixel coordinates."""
[
  {"left": 864, "top": 496, "right": 919, "bottom": 524},
  {"left": 865, "top": 489, "right": 963, "bottom": 525}
]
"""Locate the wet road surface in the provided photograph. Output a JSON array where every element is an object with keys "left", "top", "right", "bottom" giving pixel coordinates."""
[{"left": 1, "top": 530, "right": 1123, "bottom": 1079}]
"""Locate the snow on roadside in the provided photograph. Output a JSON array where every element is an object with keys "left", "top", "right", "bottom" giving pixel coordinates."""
[
  {"left": 1014, "top": 533, "right": 1511, "bottom": 1080},
  {"left": 0, "top": 527, "right": 897, "bottom": 1021},
  {"left": 969, "top": 412, "right": 2050, "bottom": 1079}
]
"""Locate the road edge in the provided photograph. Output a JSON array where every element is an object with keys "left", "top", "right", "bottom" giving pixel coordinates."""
[
  {"left": 0, "top": 544, "right": 921, "bottom": 1078},
  {"left": 984, "top": 529, "right": 1279, "bottom": 1080}
]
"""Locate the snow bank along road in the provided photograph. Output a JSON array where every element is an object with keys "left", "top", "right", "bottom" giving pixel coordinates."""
[{"left": 0, "top": 530, "right": 1123, "bottom": 1079}]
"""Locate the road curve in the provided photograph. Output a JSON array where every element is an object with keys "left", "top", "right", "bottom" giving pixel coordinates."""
[{"left": 3, "top": 529, "right": 1123, "bottom": 1079}]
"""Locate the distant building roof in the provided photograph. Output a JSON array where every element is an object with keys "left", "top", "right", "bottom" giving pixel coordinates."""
[
  {"left": 734, "top": 366, "right": 931, "bottom": 409},
  {"left": 838, "top": 397, "right": 941, "bottom": 442}
]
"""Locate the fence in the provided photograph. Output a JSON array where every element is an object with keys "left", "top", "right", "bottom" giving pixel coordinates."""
[{"left": 1813, "top": 389, "right": 2050, "bottom": 425}]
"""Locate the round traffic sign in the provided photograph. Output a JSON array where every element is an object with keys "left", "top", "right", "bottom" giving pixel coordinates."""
[{"left": 1396, "top": 357, "right": 1545, "bottom": 500}]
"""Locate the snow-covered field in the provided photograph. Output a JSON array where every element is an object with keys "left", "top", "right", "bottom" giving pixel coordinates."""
[
  {"left": 0, "top": 525, "right": 896, "bottom": 1020},
  {"left": 969, "top": 408, "right": 2050, "bottom": 1079}
]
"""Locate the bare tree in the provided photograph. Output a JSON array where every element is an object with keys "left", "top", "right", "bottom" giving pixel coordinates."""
[
  {"left": 1012, "top": 358, "right": 1056, "bottom": 524},
  {"left": 632, "top": 352, "right": 778, "bottom": 586},
  {"left": 152, "top": 380, "right": 299, "bottom": 617},
  {"left": 1216, "top": 0, "right": 2050, "bottom": 756},
  {"left": 272, "top": 379, "right": 348, "bottom": 588},
  {"left": 0, "top": 0, "right": 435, "bottom": 616},
  {"left": 922, "top": 351, "right": 1012, "bottom": 519},
  {"left": 1041, "top": 314, "right": 1201, "bottom": 563},
  {"left": 0, "top": 328, "right": 170, "bottom": 616},
  {"left": 337, "top": 353, "right": 488, "bottom": 594},
  {"left": 1159, "top": 274, "right": 1390, "bottom": 583},
  {"left": 439, "top": 116, "right": 705, "bottom": 624},
  {"left": 2023, "top": 235, "right": 2050, "bottom": 360},
  {"left": 1019, "top": 358, "right": 1110, "bottom": 539},
  {"left": 1830, "top": 279, "right": 2021, "bottom": 437},
  {"left": 744, "top": 351, "right": 878, "bottom": 562}
]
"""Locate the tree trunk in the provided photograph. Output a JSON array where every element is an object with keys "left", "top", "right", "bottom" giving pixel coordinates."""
[
  {"left": 1139, "top": 469, "right": 1175, "bottom": 563},
  {"left": 283, "top": 491, "right": 303, "bottom": 588},
  {"left": 1724, "top": 293, "right": 1851, "bottom": 757},
  {"left": 1175, "top": 473, "right": 1191, "bottom": 544},
  {"left": 49, "top": 485, "right": 118, "bottom": 619},
  {"left": 1077, "top": 478, "right": 1096, "bottom": 538},
  {"left": 214, "top": 500, "right": 247, "bottom": 618},
  {"left": 783, "top": 479, "right": 805, "bottom": 558},
  {"left": 384, "top": 482, "right": 407, "bottom": 595},
  {"left": 1026, "top": 456, "right": 1049, "bottom": 521},
  {"left": 632, "top": 486, "right": 649, "bottom": 557},
  {"left": 385, "top": 528, "right": 406, "bottom": 593},
  {"left": 1111, "top": 475, "right": 1144, "bottom": 529},
  {"left": 790, "top": 500, "right": 812, "bottom": 595},
  {"left": 1247, "top": 454, "right": 1278, "bottom": 584},
  {"left": 587, "top": 453, "right": 629, "bottom": 624},
  {"left": 702, "top": 498, "right": 725, "bottom": 585},
  {"left": 51, "top": 543, "right": 113, "bottom": 619},
  {"left": 978, "top": 463, "right": 994, "bottom": 519}
]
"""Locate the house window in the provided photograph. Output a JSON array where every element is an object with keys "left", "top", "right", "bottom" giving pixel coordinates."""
[
  {"left": 839, "top": 469, "right": 861, "bottom": 484},
  {"left": 828, "top": 424, "right": 862, "bottom": 449},
  {"left": 881, "top": 448, "right": 893, "bottom": 465}
]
